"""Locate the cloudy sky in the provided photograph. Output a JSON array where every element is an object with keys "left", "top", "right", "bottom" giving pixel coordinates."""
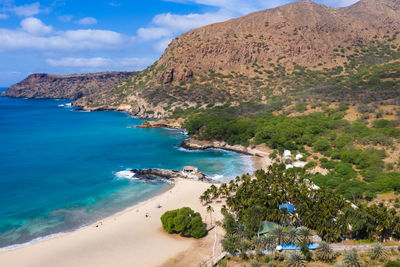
[{"left": 0, "top": 0, "right": 359, "bottom": 86}]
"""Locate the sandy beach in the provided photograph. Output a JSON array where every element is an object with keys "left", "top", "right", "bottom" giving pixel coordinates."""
[{"left": 0, "top": 178, "right": 225, "bottom": 267}]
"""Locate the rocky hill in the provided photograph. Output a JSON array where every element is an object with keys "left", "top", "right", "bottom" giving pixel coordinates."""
[
  {"left": 63, "top": 0, "right": 400, "bottom": 117},
  {"left": 2, "top": 72, "right": 137, "bottom": 100}
]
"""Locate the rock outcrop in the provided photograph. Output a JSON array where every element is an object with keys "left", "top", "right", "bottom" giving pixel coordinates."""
[
  {"left": 2, "top": 72, "right": 137, "bottom": 99},
  {"left": 132, "top": 168, "right": 212, "bottom": 182}
]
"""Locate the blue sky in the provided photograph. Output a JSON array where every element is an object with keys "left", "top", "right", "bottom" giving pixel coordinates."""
[{"left": 0, "top": 0, "right": 359, "bottom": 86}]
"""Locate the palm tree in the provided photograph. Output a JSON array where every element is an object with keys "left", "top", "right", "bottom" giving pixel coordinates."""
[
  {"left": 285, "top": 227, "right": 299, "bottom": 245},
  {"left": 264, "top": 234, "right": 277, "bottom": 251},
  {"left": 250, "top": 261, "right": 261, "bottom": 267},
  {"left": 251, "top": 236, "right": 265, "bottom": 256},
  {"left": 238, "top": 239, "right": 251, "bottom": 260},
  {"left": 287, "top": 251, "right": 306, "bottom": 267},
  {"left": 315, "top": 241, "right": 335, "bottom": 263},
  {"left": 270, "top": 225, "right": 285, "bottom": 245},
  {"left": 206, "top": 205, "right": 214, "bottom": 226},
  {"left": 234, "top": 222, "right": 246, "bottom": 239},
  {"left": 344, "top": 249, "right": 361, "bottom": 267},
  {"left": 297, "top": 226, "right": 312, "bottom": 244},
  {"left": 368, "top": 243, "right": 387, "bottom": 261}
]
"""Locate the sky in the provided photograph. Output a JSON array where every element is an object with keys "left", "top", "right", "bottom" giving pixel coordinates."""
[{"left": 0, "top": 0, "right": 359, "bottom": 86}]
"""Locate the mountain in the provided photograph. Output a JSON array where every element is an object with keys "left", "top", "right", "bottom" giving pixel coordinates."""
[
  {"left": 2, "top": 72, "right": 137, "bottom": 100},
  {"left": 27, "top": 0, "right": 400, "bottom": 117}
]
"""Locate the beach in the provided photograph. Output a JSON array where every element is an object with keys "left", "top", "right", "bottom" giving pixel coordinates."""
[{"left": 0, "top": 178, "right": 225, "bottom": 267}]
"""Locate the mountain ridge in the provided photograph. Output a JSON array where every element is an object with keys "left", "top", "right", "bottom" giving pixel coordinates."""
[{"left": 74, "top": 0, "right": 400, "bottom": 118}]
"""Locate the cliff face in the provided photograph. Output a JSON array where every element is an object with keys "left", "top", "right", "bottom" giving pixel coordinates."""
[
  {"left": 74, "top": 0, "right": 400, "bottom": 118},
  {"left": 2, "top": 72, "right": 137, "bottom": 100}
]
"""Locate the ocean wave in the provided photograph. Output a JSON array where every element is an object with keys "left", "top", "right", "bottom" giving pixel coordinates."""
[
  {"left": 210, "top": 174, "right": 224, "bottom": 181},
  {"left": 0, "top": 232, "right": 65, "bottom": 251},
  {"left": 57, "top": 103, "right": 72, "bottom": 108},
  {"left": 176, "top": 147, "right": 202, "bottom": 153},
  {"left": 114, "top": 170, "right": 136, "bottom": 180}
]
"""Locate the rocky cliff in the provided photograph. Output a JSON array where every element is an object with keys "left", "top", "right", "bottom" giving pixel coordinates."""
[
  {"left": 2, "top": 72, "right": 137, "bottom": 100},
  {"left": 75, "top": 0, "right": 400, "bottom": 118}
]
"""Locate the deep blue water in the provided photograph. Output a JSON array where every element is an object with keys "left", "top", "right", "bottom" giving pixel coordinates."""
[{"left": 0, "top": 89, "right": 253, "bottom": 249}]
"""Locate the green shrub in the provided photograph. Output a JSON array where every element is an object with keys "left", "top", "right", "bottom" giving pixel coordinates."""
[
  {"left": 160, "top": 207, "right": 206, "bottom": 238},
  {"left": 385, "top": 261, "right": 400, "bottom": 267}
]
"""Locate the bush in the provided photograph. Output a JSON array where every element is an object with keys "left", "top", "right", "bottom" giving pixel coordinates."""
[
  {"left": 264, "top": 255, "right": 271, "bottom": 263},
  {"left": 160, "top": 207, "right": 206, "bottom": 238},
  {"left": 385, "top": 261, "right": 400, "bottom": 267}
]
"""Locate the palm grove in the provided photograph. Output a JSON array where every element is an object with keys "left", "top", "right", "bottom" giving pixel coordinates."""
[{"left": 200, "top": 166, "right": 400, "bottom": 252}]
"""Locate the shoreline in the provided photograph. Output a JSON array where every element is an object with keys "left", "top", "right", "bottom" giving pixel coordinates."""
[
  {"left": 0, "top": 181, "right": 175, "bottom": 252},
  {"left": 180, "top": 138, "right": 272, "bottom": 171},
  {"left": 0, "top": 178, "right": 224, "bottom": 267},
  {"left": 0, "top": 98, "right": 266, "bottom": 266}
]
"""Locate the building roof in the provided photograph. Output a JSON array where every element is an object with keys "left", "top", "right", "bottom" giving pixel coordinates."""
[
  {"left": 257, "top": 221, "right": 277, "bottom": 235},
  {"left": 279, "top": 203, "right": 296, "bottom": 212}
]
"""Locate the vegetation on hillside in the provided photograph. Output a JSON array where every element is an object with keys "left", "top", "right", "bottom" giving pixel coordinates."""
[{"left": 185, "top": 102, "right": 400, "bottom": 202}]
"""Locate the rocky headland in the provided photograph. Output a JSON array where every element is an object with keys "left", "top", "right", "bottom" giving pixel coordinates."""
[{"left": 2, "top": 72, "right": 137, "bottom": 100}]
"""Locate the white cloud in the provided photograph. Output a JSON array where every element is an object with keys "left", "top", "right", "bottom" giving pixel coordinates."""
[
  {"left": 153, "top": 38, "right": 173, "bottom": 52},
  {"left": 58, "top": 15, "right": 73, "bottom": 22},
  {"left": 13, "top": 2, "right": 40, "bottom": 16},
  {"left": 78, "top": 17, "right": 97, "bottom": 25},
  {"left": 46, "top": 57, "right": 109, "bottom": 68},
  {"left": 137, "top": 27, "right": 171, "bottom": 41},
  {"left": 136, "top": 10, "right": 232, "bottom": 44},
  {"left": 109, "top": 2, "right": 121, "bottom": 7},
  {"left": 45, "top": 56, "right": 154, "bottom": 70},
  {"left": 21, "top": 17, "right": 52, "bottom": 35},
  {"left": 318, "top": 0, "right": 359, "bottom": 7},
  {"left": 152, "top": 11, "right": 232, "bottom": 31},
  {"left": 164, "top": 0, "right": 292, "bottom": 15},
  {"left": 0, "top": 14, "right": 9, "bottom": 19},
  {"left": 136, "top": 0, "right": 290, "bottom": 49},
  {"left": 0, "top": 28, "right": 124, "bottom": 52}
]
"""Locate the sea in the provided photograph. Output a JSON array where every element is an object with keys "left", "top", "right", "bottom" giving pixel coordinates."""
[{"left": 0, "top": 88, "right": 254, "bottom": 250}]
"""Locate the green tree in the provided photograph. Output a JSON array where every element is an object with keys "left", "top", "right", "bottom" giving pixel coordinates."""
[
  {"left": 270, "top": 225, "right": 285, "bottom": 245},
  {"left": 344, "top": 249, "right": 361, "bottom": 267},
  {"left": 222, "top": 234, "right": 238, "bottom": 254},
  {"left": 316, "top": 241, "right": 335, "bottom": 263},
  {"left": 287, "top": 251, "right": 306, "bottom": 267},
  {"left": 368, "top": 243, "right": 387, "bottom": 261},
  {"left": 207, "top": 205, "right": 214, "bottom": 226},
  {"left": 160, "top": 207, "right": 206, "bottom": 238}
]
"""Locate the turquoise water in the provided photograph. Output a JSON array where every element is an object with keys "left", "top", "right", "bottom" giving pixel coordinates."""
[{"left": 0, "top": 89, "right": 253, "bottom": 249}]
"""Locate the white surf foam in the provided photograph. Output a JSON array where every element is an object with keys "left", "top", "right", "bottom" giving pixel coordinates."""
[
  {"left": 211, "top": 174, "right": 224, "bottom": 181},
  {"left": 57, "top": 103, "right": 72, "bottom": 108},
  {"left": 114, "top": 170, "right": 136, "bottom": 180},
  {"left": 0, "top": 232, "right": 65, "bottom": 251}
]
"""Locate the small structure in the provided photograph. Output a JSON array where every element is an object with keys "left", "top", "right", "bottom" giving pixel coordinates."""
[
  {"left": 295, "top": 153, "right": 303, "bottom": 161},
  {"left": 283, "top": 150, "right": 291, "bottom": 158},
  {"left": 283, "top": 150, "right": 292, "bottom": 164},
  {"left": 279, "top": 203, "right": 296, "bottom": 212},
  {"left": 182, "top": 166, "right": 199, "bottom": 174},
  {"left": 257, "top": 221, "right": 277, "bottom": 236}
]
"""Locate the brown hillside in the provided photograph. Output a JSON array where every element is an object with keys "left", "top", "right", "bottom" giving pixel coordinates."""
[{"left": 76, "top": 0, "right": 400, "bottom": 118}]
